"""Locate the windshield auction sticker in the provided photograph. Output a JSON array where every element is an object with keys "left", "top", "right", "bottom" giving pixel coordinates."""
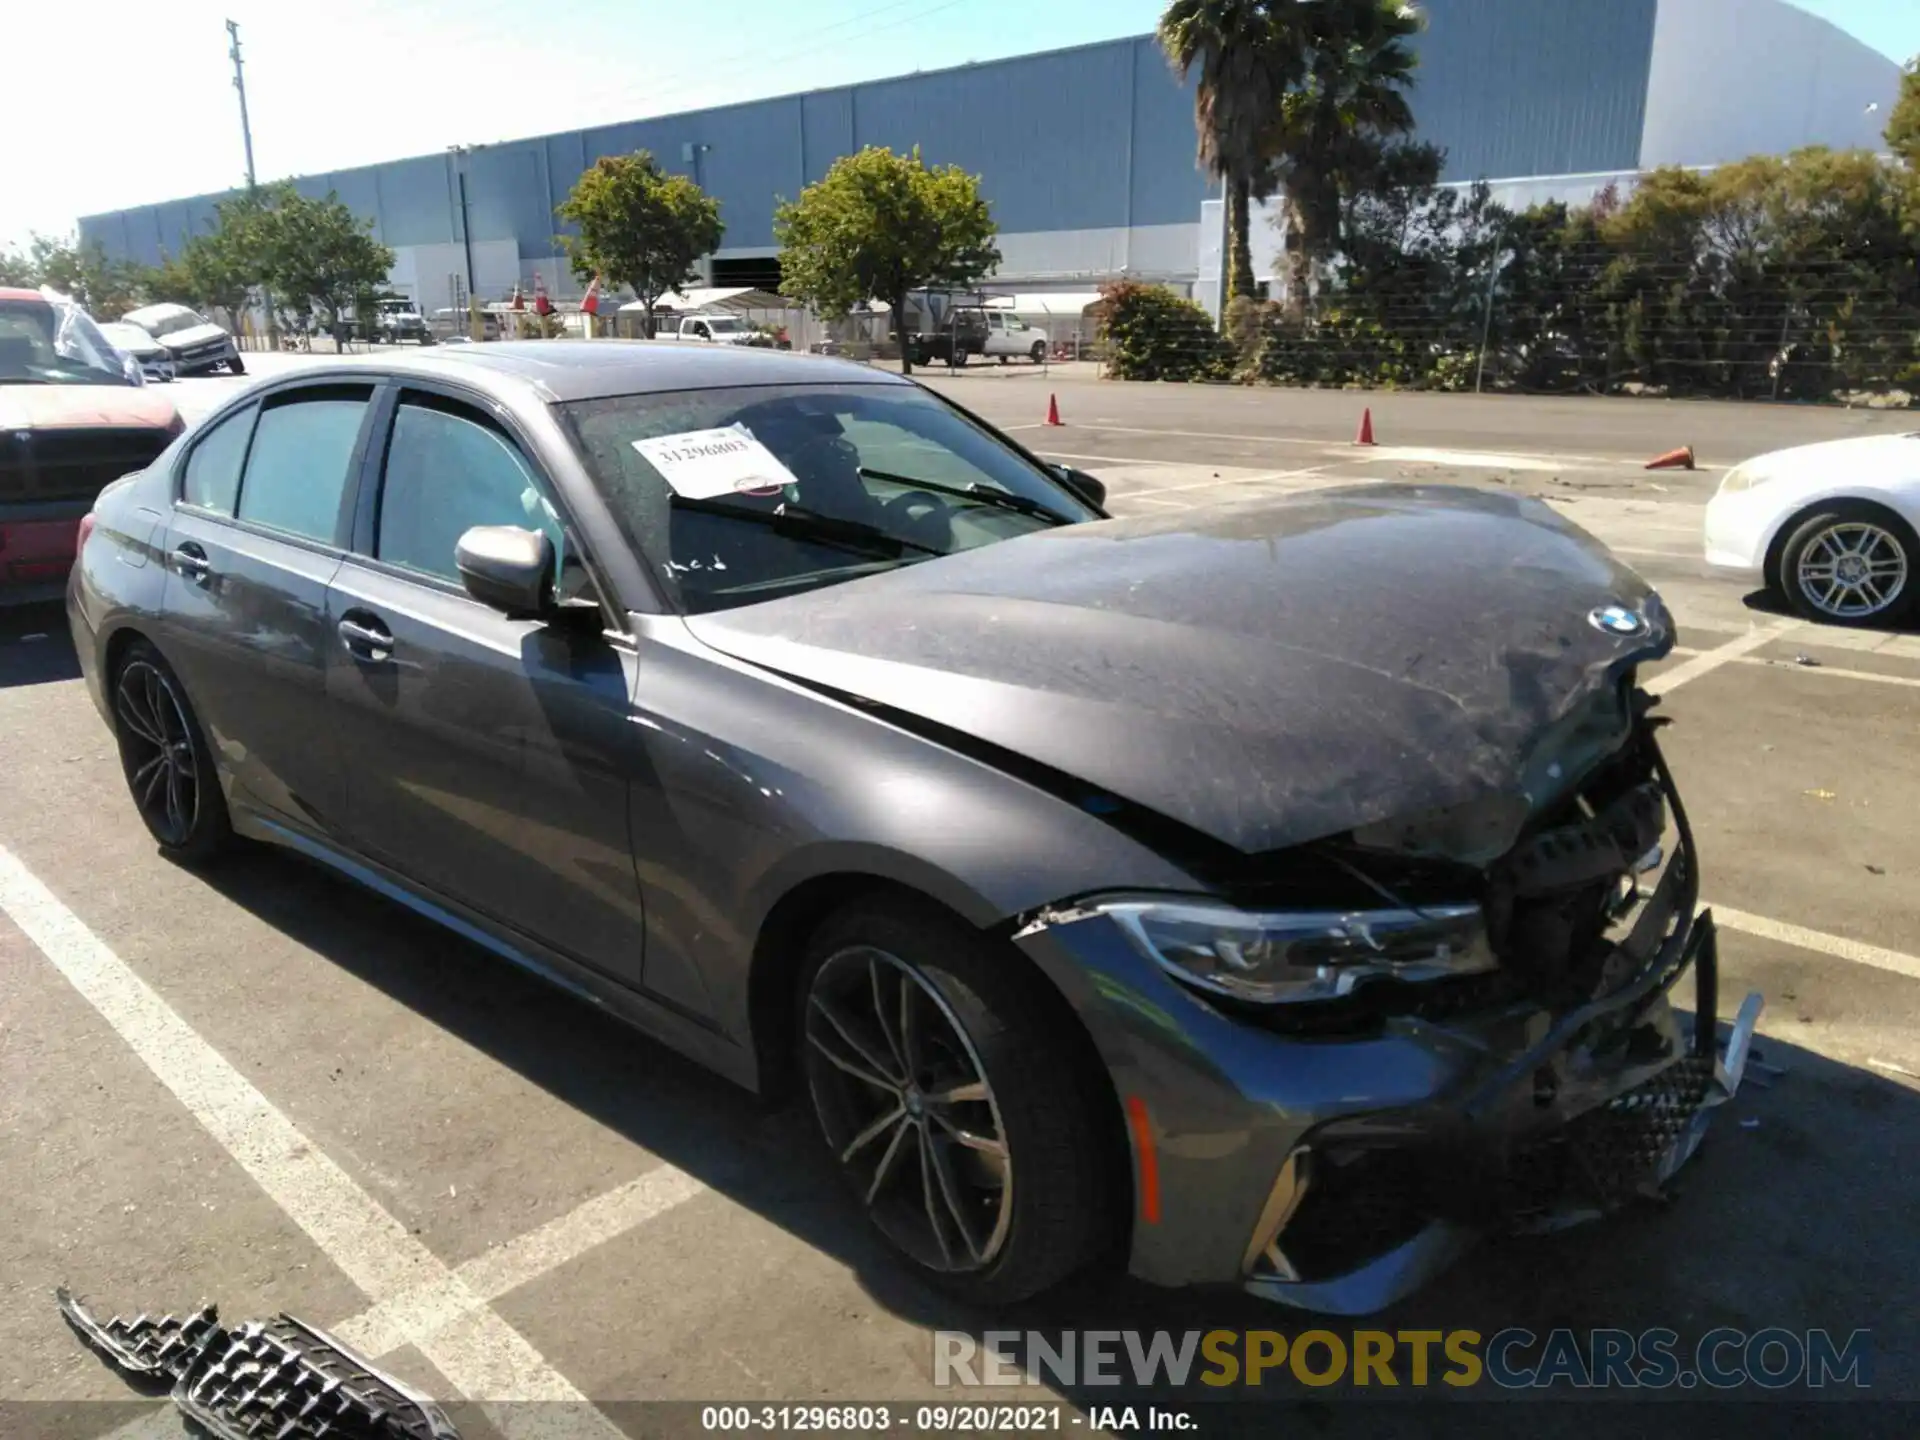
[{"left": 634, "top": 425, "right": 797, "bottom": 499}]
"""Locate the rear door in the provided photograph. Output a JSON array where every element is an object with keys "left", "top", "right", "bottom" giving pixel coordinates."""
[
  {"left": 158, "top": 382, "right": 377, "bottom": 835},
  {"left": 324, "top": 383, "right": 651, "bottom": 988}
]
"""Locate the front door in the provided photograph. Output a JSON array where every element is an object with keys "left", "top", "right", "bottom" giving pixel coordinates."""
[
  {"left": 324, "top": 386, "right": 650, "bottom": 987},
  {"left": 158, "top": 384, "right": 376, "bottom": 834}
]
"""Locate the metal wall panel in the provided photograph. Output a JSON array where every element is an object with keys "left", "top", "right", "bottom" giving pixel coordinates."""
[
  {"left": 1410, "top": 0, "right": 1657, "bottom": 180},
  {"left": 78, "top": 2, "right": 1677, "bottom": 278}
]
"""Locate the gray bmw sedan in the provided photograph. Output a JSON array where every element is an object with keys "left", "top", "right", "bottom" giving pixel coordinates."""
[{"left": 66, "top": 342, "right": 1760, "bottom": 1314}]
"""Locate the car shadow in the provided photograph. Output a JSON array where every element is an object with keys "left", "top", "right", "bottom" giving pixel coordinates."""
[
  {"left": 1741, "top": 586, "right": 1917, "bottom": 636},
  {"left": 188, "top": 845, "right": 1920, "bottom": 1426},
  {"left": 0, "top": 600, "right": 81, "bottom": 689}
]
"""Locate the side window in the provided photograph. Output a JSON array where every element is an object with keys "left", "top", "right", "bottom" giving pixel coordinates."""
[
  {"left": 374, "top": 397, "right": 567, "bottom": 585},
  {"left": 235, "top": 389, "right": 371, "bottom": 543},
  {"left": 179, "top": 403, "right": 256, "bottom": 514}
]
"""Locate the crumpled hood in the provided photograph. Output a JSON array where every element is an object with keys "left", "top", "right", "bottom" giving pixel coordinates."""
[
  {"left": 684, "top": 485, "right": 1672, "bottom": 856},
  {"left": 0, "top": 384, "right": 179, "bottom": 431}
]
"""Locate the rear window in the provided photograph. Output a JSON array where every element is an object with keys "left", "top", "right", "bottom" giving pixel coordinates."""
[{"left": 233, "top": 389, "right": 372, "bottom": 543}]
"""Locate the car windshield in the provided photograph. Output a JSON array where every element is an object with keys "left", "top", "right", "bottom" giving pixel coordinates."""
[
  {"left": 0, "top": 296, "right": 135, "bottom": 386},
  {"left": 561, "top": 382, "right": 1099, "bottom": 613},
  {"left": 144, "top": 309, "right": 209, "bottom": 338}
]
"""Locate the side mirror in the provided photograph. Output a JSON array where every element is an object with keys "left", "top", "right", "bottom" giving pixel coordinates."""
[
  {"left": 1051, "top": 464, "right": 1107, "bottom": 509},
  {"left": 456, "top": 525, "right": 554, "bottom": 617}
]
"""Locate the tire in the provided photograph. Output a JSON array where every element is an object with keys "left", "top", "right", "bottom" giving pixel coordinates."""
[
  {"left": 1031, "top": 341, "right": 1047, "bottom": 364},
  {"left": 798, "top": 894, "right": 1121, "bottom": 1306},
  {"left": 109, "top": 640, "right": 234, "bottom": 864},
  {"left": 226, "top": 355, "right": 246, "bottom": 375},
  {"left": 1775, "top": 501, "right": 1916, "bottom": 627}
]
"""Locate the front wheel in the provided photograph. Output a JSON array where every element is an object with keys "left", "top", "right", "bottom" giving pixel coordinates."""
[
  {"left": 226, "top": 355, "right": 246, "bottom": 375},
  {"left": 799, "top": 896, "right": 1121, "bottom": 1306},
  {"left": 110, "top": 641, "right": 234, "bottom": 863},
  {"left": 1776, "top": 502, "right": 1916, "bottom": 627}
]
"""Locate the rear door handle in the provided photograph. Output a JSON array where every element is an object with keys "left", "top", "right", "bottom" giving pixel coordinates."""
[
  {"left": 172, "top": 542, "right": 211, "bottom": 585},
  {"left": 337, "top": 613, "right": 394, "bottom": 661}
]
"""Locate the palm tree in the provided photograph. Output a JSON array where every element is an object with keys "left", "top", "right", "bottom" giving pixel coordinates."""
[
  {"left": 1267, "top": 0, "right": 1425, "bottom": 315},
  {"left": 1157, "top": 0, "right": 1309, "bottom": 304}
]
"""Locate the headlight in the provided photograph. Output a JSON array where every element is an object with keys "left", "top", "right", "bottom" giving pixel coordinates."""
[
  {"left": 1098, "top": 897, "right": 1496, "bottom": 1005},
  {"left": 1717, "top": 464, "right": 1770, "bottom": 495}
]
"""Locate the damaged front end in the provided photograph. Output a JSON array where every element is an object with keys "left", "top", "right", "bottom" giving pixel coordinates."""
[{"left": 1016, "top": 688, "right": 1762, "bottom": 1316}]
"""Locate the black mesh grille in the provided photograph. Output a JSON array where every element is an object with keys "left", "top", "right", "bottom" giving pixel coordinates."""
[{"left": 0, "top": 427, "right": 169, "bottom": 503}]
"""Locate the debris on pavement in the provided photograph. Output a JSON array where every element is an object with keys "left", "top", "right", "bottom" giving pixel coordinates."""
[
  {"left": 1793, "top": 653, "right": 1821, "bottom": 667},
  {"left": 1866, "top": 864, "right": 1886, "bottom": 875},
  {"left": 57, "top": 1287, "right": 462, "bottom": 1439},
  {"left": 1804, "top": 789, "right": 1836, "bottom": 801}
]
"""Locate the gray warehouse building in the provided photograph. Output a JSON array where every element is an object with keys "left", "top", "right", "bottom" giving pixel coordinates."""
[{"left": 80, "top": 0, "right": 1903, "bottom": 315}]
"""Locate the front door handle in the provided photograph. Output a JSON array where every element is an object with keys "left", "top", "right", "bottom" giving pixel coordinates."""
[
  {"left": 172, "top": 542, "right": 211, "bottom": 585},
  {"left": 337, "top": 613, "right": 394, "bottom": 661}
]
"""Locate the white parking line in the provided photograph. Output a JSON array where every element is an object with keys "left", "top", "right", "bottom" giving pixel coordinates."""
[
  {"left": 1710, "top": 904, "right": 1920, "bottom": 984},
  {"left": 1650, "top": 621, "right": 1802, "bottom": 695},
  {"left": 1663, "top": 648, "right": 1920, "bottom": 690},
  {"left": 333, "top": 1164, "right": 708, "bottom": 1358},
  {"left": 0, "top": 845, "right": 625, "bottom": 1437}
]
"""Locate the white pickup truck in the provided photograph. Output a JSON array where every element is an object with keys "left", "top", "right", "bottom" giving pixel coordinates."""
[{"left": 656, "top": 314, "right": 771, "bottom": 346}]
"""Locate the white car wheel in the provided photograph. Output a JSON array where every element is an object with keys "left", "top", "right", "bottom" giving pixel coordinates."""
[{"left": 1777, "top": 503, "right": 1916, "bottom": 626}]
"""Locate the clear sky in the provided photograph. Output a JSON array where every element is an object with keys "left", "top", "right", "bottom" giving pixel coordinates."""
[{"left": 4, "top": 0, "right": 1915, "bottom": 251}]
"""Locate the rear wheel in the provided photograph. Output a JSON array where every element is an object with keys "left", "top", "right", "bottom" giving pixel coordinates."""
[
  {"left": 1031, "top": 341, "right": 1047, "bottom": 363},
  {"left": 799, "top": 895, "right": 1120, "bottom": 1306},
  {"left": 1775, "top": 502, "right": 1915, "bottom": 626},
  {"left": 111, "top": 641, "right": 233, "bottom": 863}
]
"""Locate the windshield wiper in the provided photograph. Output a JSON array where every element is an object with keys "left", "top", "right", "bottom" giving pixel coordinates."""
[
  {"left": 858, "top": 467, "right": 1074, "bottom": 525},
  {"left": 669, "top": 494, "right": 944, "bottom": 559}
]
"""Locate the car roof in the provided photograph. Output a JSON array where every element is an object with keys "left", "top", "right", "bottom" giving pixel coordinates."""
[
  {"left": 0, "top": 287, "right": 49, "bottom": 304},
  {"left": 325, "top": 340, "right": 912, "bottom": 403},
  {"left": 123, "top": 302, "right": 195, "bottom": 323}
]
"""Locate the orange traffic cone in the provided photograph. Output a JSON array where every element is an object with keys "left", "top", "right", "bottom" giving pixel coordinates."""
[
  {"left": 1645, "top": 445, "right": 1695, "bottom": 471},
  {"left": 1354, "top": 407, "right": 1376, "bottom": 445},
  {"left": 1045, "top": 393, "right": 1063, "bottom": 426}
]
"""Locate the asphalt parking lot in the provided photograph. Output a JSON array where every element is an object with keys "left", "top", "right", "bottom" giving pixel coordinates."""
[{"left": 3, "top": 351, "right": 1918, "bottom": 1437}]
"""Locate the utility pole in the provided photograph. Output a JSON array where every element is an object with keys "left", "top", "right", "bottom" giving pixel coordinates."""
[
  {"left": 226, "top": 19, "right": 257, "bottom": 188},
  {"left": 227, "top": 19, "right": 275, "bottom": 349}
]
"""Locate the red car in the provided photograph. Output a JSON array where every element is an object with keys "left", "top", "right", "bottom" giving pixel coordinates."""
[{"left": 1, "top": 287, "right": 184, "bottom": 601}]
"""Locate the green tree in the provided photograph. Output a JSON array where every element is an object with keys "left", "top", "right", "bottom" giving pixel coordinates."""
[
  {"left": 1157, "top": 0, "right": 1308, "bottom": 304},
  {"left": 1266, "top": 0, "right": 1424, "bottom": 315},
  {"left": 556, "top": 152, "right": 723, "bottom": 338},
  {"left": 0, "top": 245, "right": 34, "bottom": 287},
  {"left": 774, "top": 145, "right": 1000, "bottom": 374},
  {"left": 255, "top": 188, "right": 395, "bottom": 337},
  {"left": 1887, "top": 58, "right": 1919, "bottom": 168},
  {"left": 17, "top": 233, "right": 148, "bottom": 318}
]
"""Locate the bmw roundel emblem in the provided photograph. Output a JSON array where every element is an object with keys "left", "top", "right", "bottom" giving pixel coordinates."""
[{"left": 1588, "top": 604, "right": 1647, "bottom": 637}]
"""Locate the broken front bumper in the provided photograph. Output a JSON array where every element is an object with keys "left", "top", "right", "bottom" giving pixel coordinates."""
[
  {"left": 1240, "top": 911, "right": 1762, "bottom": 1314},
  {"left": 1013, "top": 780, "right": 1762, "bottom": 1315}
]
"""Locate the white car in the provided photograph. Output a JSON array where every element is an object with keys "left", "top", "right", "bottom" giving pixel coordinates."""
[
  {"left": 1703, "top": 432, "right": 1920, "bottom": 626},
  {"left": 120, "top": 302, "right": 245, "bottom": 376},
  {"left": 97, "top": 320, "right": 176, "bottom": 382}
]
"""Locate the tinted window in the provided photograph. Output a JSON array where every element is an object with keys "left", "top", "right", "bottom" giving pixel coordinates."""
[
  {"left": 561, "top": 383, "right": 1097, "bottom": 614},
  {"left": 180, "top": 404, "right": 256, "bottom": 514},
  {"left": 375, "top": 398, "right": 566, "bottom": 583},
  {"left": 235, "top": 391, "right": 368, "bottom": 543}
]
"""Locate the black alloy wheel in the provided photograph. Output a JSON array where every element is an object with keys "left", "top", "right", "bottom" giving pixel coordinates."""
[
  {"left": 799, "top": 896, "right": 1120, "bottom": 1305},
  {"left": 111, "top": 642, "right": 232, "bottom": 862}
]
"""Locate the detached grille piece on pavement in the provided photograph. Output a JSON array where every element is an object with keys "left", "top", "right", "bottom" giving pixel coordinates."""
[{"left": 56, "top": 1288, "right": 462, "bottom": 1440}]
